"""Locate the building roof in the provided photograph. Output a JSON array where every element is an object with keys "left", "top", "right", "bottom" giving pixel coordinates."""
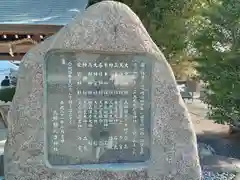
[
  {"left": 0, "top": 0, "right": 89, "bottom": 60},
  {"left": 0, "top": 0, "right": 88, "bottom": 25}
]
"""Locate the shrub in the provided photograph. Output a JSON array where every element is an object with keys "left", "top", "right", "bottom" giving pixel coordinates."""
[{"left": 0, "top": 87, "right": 16, "bottom": 102}]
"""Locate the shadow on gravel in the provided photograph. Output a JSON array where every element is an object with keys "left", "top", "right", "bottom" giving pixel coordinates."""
[{"left": 197, "top": 131, "right": 240, "bottom": 159}]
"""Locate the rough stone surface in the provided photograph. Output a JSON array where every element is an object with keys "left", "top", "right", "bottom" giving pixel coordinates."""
[
  {"left": 4, "top": 1, "right": 201, "bottom": 180},
  {"left": 0, "top": 104, "right": 10, "bottom": 128}
]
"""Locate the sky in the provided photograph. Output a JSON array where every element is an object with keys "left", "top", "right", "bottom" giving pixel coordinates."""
[{"left": 0, "top": 61, "right": 19, "bottom": 81}]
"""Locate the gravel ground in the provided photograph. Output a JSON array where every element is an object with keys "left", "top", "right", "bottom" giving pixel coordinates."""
[
  {"left": 187, "top": 99, "right": 240, "bottom": 180},
  {"left": 202, "top": 171, "right": 236, "bottom": 180},
  {"left": 0, "top": 171, "right": 236, "bottom": 180},
  {"left": 0, "top": 173, "right": 236, "bottom": 180}
]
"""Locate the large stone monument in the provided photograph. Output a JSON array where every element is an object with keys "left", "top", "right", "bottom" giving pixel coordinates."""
[{"left": 4, "top": 1, "right": 201, "bottom": 180}]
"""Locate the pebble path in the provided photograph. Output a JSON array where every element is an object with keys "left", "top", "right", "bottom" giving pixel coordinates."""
[{"left": 202, "top": 171, "right": 236, "bottom": 180}]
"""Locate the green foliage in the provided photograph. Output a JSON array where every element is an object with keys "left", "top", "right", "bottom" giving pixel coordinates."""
[
  {"left": 87, "top": 0, "right": 197, "bottom": 64},
  {"left": 192, "top": 0, "right": 240, "bottom": 124},
  {"left": 0, "top": 87, "right": 16, "bottom": 102}
]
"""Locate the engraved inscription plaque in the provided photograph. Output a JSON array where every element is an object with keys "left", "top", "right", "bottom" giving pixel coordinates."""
[{"left": 44, "top": 50, "right": 154, "bottom": 169}]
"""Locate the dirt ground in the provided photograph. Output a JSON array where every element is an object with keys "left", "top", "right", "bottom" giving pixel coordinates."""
[{"left": 186, "top": 99, "right": 239, "bottom": 139}]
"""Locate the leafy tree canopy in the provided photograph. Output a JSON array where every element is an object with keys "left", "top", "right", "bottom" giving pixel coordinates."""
[
  {"left": 192, "top": 0, "right": 240, "bottom": 124},
  {"left": 87, "top": 0, "right": 198, "bottom": 66}
]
